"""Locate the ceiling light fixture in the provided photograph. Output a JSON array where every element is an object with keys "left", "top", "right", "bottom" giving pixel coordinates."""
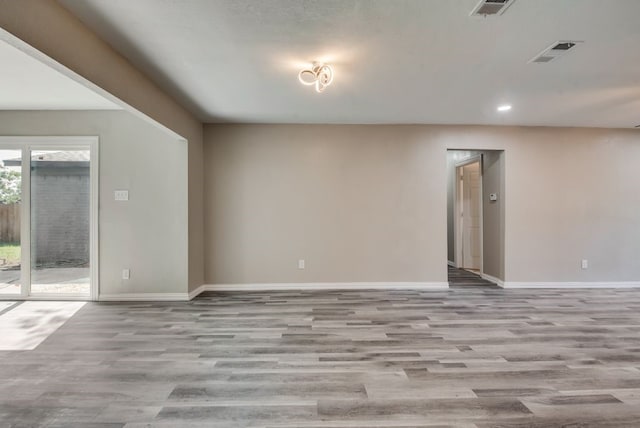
[
  {"left": 298, "top": 62, "right": 334, "bottom": 93},
  {"left": 497, "top": 104, "right": 512, "bottom": 112}
]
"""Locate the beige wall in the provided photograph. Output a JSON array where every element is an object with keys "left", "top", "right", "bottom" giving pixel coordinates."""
[
  {"left": 205, "top": 125, "right": 446, "bottom": 284},
  {"left": 481, "top": 151, "right": 505, "bottom": 280},
  {"left": 204, "top": 124, "right": 640, "bottom": 285},
  {"left": 0, "top": 0, "right": 204, "bottom": 291},
  {"left": 0, "top": 110, "right": 188, "bottom": 296}
]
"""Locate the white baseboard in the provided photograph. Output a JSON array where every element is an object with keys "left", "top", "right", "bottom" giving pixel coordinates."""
[
  {"left": 188, "top": 284, "right": 207, "bottom": 300},
  {"left": 196, "top": 282, "right": 449, "bottom": 294},
  {"left": 447, "top": 260, "right": 456, "bottom": 267},
  {"left": 0, "top": 296, "right": 89, "bottom": 301},
  {"left": 480, "top": 272, "right": 504, "bottom": 287},
  {"left": 502, "top": 282, "right": 640, "bottom": 289},
  {"left": 99, "top": 293, "right": 191, "bottom": 301},
  {"left": 94, "top": 280, "right": 640, "bottom": 301}
]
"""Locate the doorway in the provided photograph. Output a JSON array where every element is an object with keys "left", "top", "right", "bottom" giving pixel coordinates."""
[
  {"left": 446, "top": 149, "right": 505, "bottom": 287},
  {"left": 0, "top": 137, "right": 98, "bottom": 300}
]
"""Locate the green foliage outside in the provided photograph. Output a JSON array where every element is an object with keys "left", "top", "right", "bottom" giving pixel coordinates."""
[
  {"left": 0, "top": 167, "right": 21, "bottom": 205},
  {"left": 0, "top": 243, "right": 20, "bottom": 265}
]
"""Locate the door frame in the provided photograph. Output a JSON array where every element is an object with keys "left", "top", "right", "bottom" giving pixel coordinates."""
[
  {"left": 0, "top": 136, "right": 99, "bottom": 301},
  {"left": 453, "top": 154, "right": 483, "bottom": 273}
]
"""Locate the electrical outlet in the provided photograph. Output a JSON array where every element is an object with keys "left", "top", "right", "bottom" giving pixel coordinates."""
[
  {"left": 122, "top": 269, "right": 130, "bottom": 279},
  {"left": 581, "top": 259, "right": 588, "bottom": 269},
  {"left": 298, "top": 259, "right": 305, "bottom": 269},
  {"left": 114, "top": 190, "right": 129, "bottom": 201}
]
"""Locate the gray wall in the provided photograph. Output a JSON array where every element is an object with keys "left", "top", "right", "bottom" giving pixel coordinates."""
[
  {"left": 481, "top": 151, "right": 505, "bottom": 280},
  {"left": 204, "top": 125, "right": 445, "bottom": 285},
  {"left": 31, "top": 168, "right": 89, "bottom": 265},
  {"left": 0, "top": 110, "right": 189, "bottom": 296},
  {"left": 204, "top": 124, "right": 640, "bottom": 285}
]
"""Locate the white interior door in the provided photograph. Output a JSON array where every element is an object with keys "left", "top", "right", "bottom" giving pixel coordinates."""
[{"left": 462, "top": 162, "right": 481, "bottom": 270}]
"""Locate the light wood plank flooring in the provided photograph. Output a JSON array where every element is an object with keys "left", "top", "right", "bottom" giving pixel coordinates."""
[{"left": 2, "top": 287, "right": 640, "bottom": 427}]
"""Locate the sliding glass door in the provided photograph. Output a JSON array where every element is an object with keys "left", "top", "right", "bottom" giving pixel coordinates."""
[
  {"left": 0, "top": 149, "right": 23, "bottom": 296},
  {"left": 0, "top": 138, "right": 98, "bottom": 300},
  {"left": 30, "top": 149, "right": 92, "bottom": 296}
]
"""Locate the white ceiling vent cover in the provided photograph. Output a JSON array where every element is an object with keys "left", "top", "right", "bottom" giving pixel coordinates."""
[
  {"left": 530, "top": 40, "right": 583, "bottom": 64},
  {"left": 470, "top": 0, "right": 515, "bottom": 16}
]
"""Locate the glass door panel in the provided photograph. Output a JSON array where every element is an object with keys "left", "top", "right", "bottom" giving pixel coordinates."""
[
  {"left": 0, "top": 150, "right": 22, "bottom": 296},
  {"left": 29, "top": 149, "right": 90, "bottom": 295}
]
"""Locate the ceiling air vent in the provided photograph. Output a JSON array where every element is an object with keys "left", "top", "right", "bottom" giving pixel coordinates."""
[
  {"left": 530, "top": 40, "right": 583, "bottom": 64},
  {"left": 470, "top": 0, "right": 515, "bottom": 16}
]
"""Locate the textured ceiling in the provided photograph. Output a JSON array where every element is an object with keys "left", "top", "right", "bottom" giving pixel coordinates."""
[{"left": 60, "top": 0, "right": 640, "bottom": 127}]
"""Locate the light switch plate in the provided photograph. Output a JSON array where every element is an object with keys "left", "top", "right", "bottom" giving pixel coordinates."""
[{"left": 114, "top": 190, "right": 129, "bottom": 201}]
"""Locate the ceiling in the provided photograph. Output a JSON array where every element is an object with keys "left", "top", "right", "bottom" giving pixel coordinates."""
[
  {"left": 59, "top": 0, "right": 640, "bottom": 128},
  {"left": 0, "top": 39, "right": 119, "bottom": 110}
]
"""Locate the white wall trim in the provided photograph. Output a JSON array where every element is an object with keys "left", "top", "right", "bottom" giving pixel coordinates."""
[
  {"left": 447, "top": 260, "right": 456, "bottom": 267},
  {"left": 480, "top": 272, "right": 504, "bottom": 287},
  {"left": 188, "top": 284, "right": 207, "bottom": 300},
  {"left": 100, "top": 283, "right": 449, "bottom": 301},
  {"left": 0, "top": 296, "right": 89, "bottom": 301},
  {"left": 197, "top": 282, "right": 449, "bottom": 293},
  {"left": 98, "top": 281, "right": 640, "bottom": 300},
  {"left": 502, "top": 282, "right": 640, "bottom": 289},
  {"left": 99, "top": 293, "right": 191, "bottom": 302}
]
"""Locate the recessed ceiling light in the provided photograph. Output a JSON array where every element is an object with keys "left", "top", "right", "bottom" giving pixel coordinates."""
[{"left": 497, "top": 104, "right": 512, "bottom": 112}]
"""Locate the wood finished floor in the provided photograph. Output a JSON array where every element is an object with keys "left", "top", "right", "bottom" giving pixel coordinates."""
[
  {"left": 448, "top": 267, "right": 497, "bottom": 287},
  {"left": 3, "top": 287, "right": 640, "bottom": 427}
]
